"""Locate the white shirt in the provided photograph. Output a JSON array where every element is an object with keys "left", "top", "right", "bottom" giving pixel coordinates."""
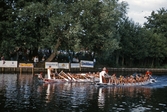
[
  {"left": 47, "top": 68, "right": 51, "bottom": 79},
  {"left": 99, "top": 71, "right": 106, "bottom": 83},
  {"left": 34, "top": 57, "right": 39, "bottom": 62}
]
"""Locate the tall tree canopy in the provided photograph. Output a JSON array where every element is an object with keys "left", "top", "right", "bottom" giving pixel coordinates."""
[
  {"left": 144, "top": 8, "right": 167, "bottom": 67},
  {"left": 0, "top": 0, "right": 17, "bottom": 58},
  {"left": 14, "top": 0, "right": 128, "bottom": 61}
]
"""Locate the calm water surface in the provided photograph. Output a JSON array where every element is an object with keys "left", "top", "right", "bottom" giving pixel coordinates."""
[{"left": 0, "top": 73, "right": 167, "bottom": 112}]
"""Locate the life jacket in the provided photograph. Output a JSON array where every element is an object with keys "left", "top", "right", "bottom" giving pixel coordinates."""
[{"left": 145, "top": 71, "right": 152, "bottom": 75}]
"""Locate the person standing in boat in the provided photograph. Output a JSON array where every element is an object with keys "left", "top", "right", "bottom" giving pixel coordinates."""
[
  {"left": 47, "top": 66, "right": 52, "bottom": 79},
  {"left": 99, "top": 67, "right": 108, "bottom": 83}
]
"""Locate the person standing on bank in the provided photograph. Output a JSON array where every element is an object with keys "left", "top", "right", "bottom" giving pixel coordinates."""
[
  {"left": 1, "top": 55, "right": 5, "bottom": 64},
  {"left": 33, "top": 56, "right": 39, "bottom": 67}
]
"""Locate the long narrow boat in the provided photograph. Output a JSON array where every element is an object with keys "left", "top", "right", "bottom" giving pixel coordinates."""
[{"left": 37, "top": 71, "right": 157, "bottom": 86}]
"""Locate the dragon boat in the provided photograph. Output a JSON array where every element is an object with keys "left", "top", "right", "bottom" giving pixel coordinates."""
[{"left": 36, "top": 70, "right": 157, "bottom": 87}]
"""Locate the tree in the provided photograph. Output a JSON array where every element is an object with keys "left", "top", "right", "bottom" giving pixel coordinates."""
[
  {"left": 144, "top": 8, "right": 167, "bottom": 38},
  {"left": 0, "top": 0, "right": 18, "bottom": 58},
  {"left": 17, "top": 0, "right": 127, "bottom": 62},
  {"left": 144, "top": 8, "right": 167, "bottom": 67},
  {"left": 0, "top": 0, "right": 129, "bottom": 66}
]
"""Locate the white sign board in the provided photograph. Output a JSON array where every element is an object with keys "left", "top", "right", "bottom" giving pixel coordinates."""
[
  {"left": 80, "top": 60, "right": 94, "bottom": 68},
  {"left": 71, "top": 63, "right": 80, "bottom": 68},
  {"left": 58, "top": 63, "right": 69, "bottom": 69},
  {"left": 0, "top": 61, "right": 18, "bottom": 68},
  {"left": 45, "top": 62, "right": 58, "bottom": 69}
]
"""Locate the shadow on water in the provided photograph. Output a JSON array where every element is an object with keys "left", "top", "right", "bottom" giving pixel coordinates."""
[{"left": 0, "top": 73, "right": 167, "bottom": 112}]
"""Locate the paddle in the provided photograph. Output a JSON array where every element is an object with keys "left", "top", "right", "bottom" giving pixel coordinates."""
[
  {"left": 58, "top": 71, "right": 69, "bottom": 81},
  {"left": 67, "top": 73, "right": 76, "bottom": 81},
  {"left": 61, "top": 71, "right": 72, "bottom": 81}
]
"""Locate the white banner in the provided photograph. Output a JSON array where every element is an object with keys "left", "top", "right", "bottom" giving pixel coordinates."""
[
  {"left": 58, "top": 63, "right": 69, "bottom": 69},
  {"left": 71, "top": 63, "right": 80, "bottom": 68},
  {"left": 45, "top": 62, "right": 58, "bottom": 69},
  {"left": 0, "top": 61, "right": 18, "bottom": 68},
  {"left": 80, "top": 60, "right": 94, "bottom": 68}
]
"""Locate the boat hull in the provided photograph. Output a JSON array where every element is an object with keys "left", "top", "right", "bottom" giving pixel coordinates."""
[
  {"left": 38, "top": 78, "right": 67, "bottom": 83},
  {"left": 38, "top": 78, "right": 98, "bottom": 83},
  {"left": 96, "top": 78, "right": 156, "bottom": 87}
]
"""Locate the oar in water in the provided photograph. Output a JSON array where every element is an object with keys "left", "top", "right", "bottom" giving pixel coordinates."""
[
  {"left": 67, "top": 73, "right": 76, "bottom": 81},
  {"left": 61, "top": 71, "right": 72, "bottom": 81},
  {"left": 58, "top": 71, "right": 69, "bottom": 81},
  {"left": 80, "top": 73, "right": 90, "bottom": 82}
]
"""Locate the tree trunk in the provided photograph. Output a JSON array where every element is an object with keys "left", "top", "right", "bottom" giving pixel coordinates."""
[
  {"left": 151, "top": 58, "right": 154, "bottom": 67},
  {"left": 46, "top": 38, "right": 61, "bottom": 62},
  {"left": 121, "top": 56, "right": 124, "bottom": 66},
  {"left": 115, "top": 51, "right": 119, "bottom": 66}
]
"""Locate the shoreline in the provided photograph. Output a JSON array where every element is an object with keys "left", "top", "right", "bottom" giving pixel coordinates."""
[{"left": 0, "top": 67, "right": 167, "bottom": 74}]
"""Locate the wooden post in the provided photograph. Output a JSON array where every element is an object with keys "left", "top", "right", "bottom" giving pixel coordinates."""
[
  {"left": 69, "top": 62, "right": 71, "bottom": 72},
  {"left": 80, "top": 62, "right": 81, "bottom": 71},
  {"left": 20, "top": 67, "right": 22, "bottom": 74},
  {"left": 32, "top": 68, "right": 34, "bottom": 74}
]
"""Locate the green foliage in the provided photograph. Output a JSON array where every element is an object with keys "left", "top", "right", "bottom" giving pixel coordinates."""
[
  {"left": 0, "top": 0, "right": 17, "bottom": 57},
  {"left": 144, "top": 8, "right": 167, "bottom": 67},
  {"left": 1, "top": 0, "right": 167, "bottom": 68},
  {"left": 144, "top": 8, "right": 167, "bottom": 37}
]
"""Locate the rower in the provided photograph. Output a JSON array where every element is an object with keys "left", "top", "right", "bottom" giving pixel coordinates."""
[
  {"left": 110, "top": 73, "right": 117, "bottom": 84},
  {"left": 38, "top": 72, "right": 43, "bottom": 80},
  {"left": 145, "top": 70, "right": 152, "bottom": 78}
]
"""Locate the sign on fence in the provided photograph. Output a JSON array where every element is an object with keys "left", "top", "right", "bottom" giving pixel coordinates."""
[
  {"left": 45, "top": 62, "right": 58, "bottom": 69},
  {"left": 80, "top": 60, "right": 94, "bottom": 68},
  {"left": 19, "top": 63, "right": 33, "bottom": 68},
  {"left": 0, "top": 61, "right": 18, "bottom": 68},
  {"left": 71, "top": 63, "right": 80, "bottom": 68},
  {"left": 58, "top": 63, "right": 69, "bottom": 69}
]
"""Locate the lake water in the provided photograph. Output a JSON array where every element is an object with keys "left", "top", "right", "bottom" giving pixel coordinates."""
[{"left": 0, "top": 73, "right": 167, "bottom": 112}]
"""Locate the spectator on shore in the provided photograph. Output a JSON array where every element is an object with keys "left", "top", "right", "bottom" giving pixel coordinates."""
[
  {"left": 93, "top": 58, "right": 96, "bottom": 66},
  {"left": 41, "top": 56, "right": 45, "bottom": 62},
  {"left": 1, "top": 55, "right": 5, "bottom": 64},
  {"left": 33, "top": 56, "right": 39, "bottom": 67}
]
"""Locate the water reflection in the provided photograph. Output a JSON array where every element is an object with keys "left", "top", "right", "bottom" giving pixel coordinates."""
[
  {"left": 96, "top": 85, "right": 167, "bottom": 112},
  {"left": 0, "top": 73, "right": 34, "bottom": 111},
  {"left": 98, "top": 88, "right": 105, "bottom": 108},
  {"left": 37, "top": 82, "right": 94, "bottom": 104}
]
